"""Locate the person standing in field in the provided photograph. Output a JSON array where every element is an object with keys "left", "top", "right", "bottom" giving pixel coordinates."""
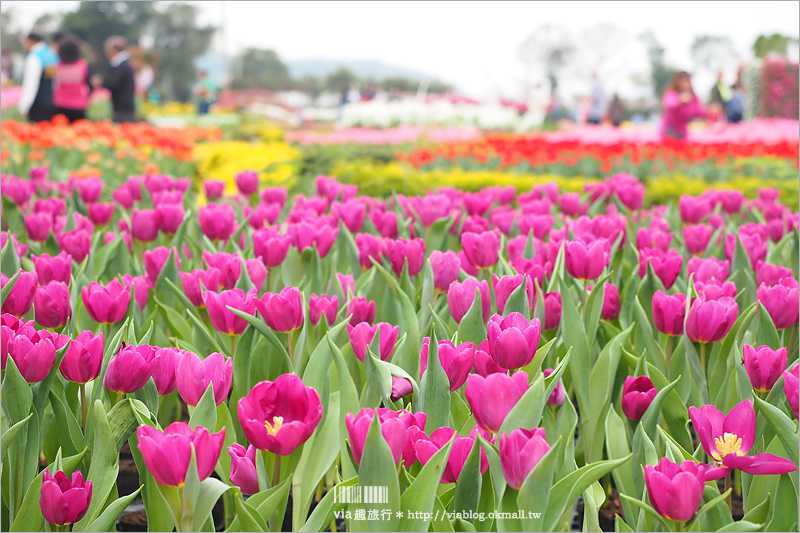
[
  {"left": 587, "top": 70, "right": 606, "bottom": 125},
  {"left": 18, "top": 32, "right": 59, "bottom": 122},
  {"left": 609, "top": 93, "right": 625, "bottom": 127},
  {"left": 53, "top": 38, "right": 90, "bottom": 123},
  {"left": 660, "top": 71, "right": 707, "bottom": 141},
  {"left": 91, "top": 36, "right": 136, "bottom": 123}
]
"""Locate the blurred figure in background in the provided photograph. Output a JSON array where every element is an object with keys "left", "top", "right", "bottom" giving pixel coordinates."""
[
  {"left": 609, "top": 93, "right": 625, "bottom": 127},
  {"left": 726, "top": 82, "right": 745, "bottom": 123},
  {"left": 708, "top": 70, "right": 731, "bottom": 123},
  {"left": 660, "top": 71, "right": 707, "bottom": 140},
  {"left": 53, "top": 38, "right": 90, "bottom": 123},
  {"left": 92, "top": 36, "right": 136, "bottom": 123},
  {"left": 587, "top": 70, "right": 606, "bottom": 125},
  {"left": 132, "top": 46, "right": 156, "bottom": 100},
  {"left": 18, "top": 32, "right": 58, "bottom": 122},
  {"left": 194, "top": 70, "right": 217, "bottom": 115}
]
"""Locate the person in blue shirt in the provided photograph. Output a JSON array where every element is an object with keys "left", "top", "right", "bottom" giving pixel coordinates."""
[{"left": 18, "top": 32, "right": 59, "bottom": 123}]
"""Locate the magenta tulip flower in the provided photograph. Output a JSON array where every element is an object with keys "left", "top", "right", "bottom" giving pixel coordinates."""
[
  {"left": 636, "top": 227, "right": 673, "bottom": 252},
  {"left": 24, "top": 212, "right": 52, "bottom": 242},
  {"left": 678, "top": 195, "right": 711, "bottom": 224},
  {"left": 473, "top": 340, "right": 505, "bottom": 377},
  {"left": 639, "top": 248, "right": 683, "bottom": 290},
  {"left": 348, "top": 322, "right": 399, "bottom": 362},
  {"left": 198, "top": 202, "right": 236, "bottom": 242},
  {"left": 179, "top": 268, "right": 221, "bottom": 307},
  {"left": 136, "top": 423, "right": 225, "bottom": 486},
  {"left": 119, "top": 274, "right": 150, "bottom": 311},
  {"left": 419, "top": 338, "right": 475, "bottom": 391},
  {"left": 543, "top": 369, "right": 565, "bottom": 406},
  {"left": 40, "top": 470, "right": 92, "bottom": 526},
  {"left": 130, "top": 208, "right": 158, "bottom": 242},
  {"left": 345, "top": 408, "right": 409, "bottom": 466},
  {"left": 176, "top": 351, "right": 232, "bottom": 406},
  {"left": 32, "top": 253, "right": 72, "bottom": 285},
  {"left": 689, "top": 400, "right": 797, "bottom": 480},
  {"left": 155, "top": 202, "right": 185, "bottom": 235},
  {"left": 465, "top": 371, "right": 530, "bottom": 433},
  {"left": 391, "top": 376, "right": 413, "bottom": 401},
  {"left": 204, "top": 180, "right": 225, "bottom": 200},
  {"left": 260, "top": 186, "right": 288, "bottom": 207},
  {"left": 685, "top": 296, "right": 738, "bottom": 344},
  {"left": 743, "top": 343, "right": 788, "bottom": 393},
  {"left": 387, "top": 238, "right": 426, "bottom": 277},
  {"left": 652, "top": 291, "right": 687, "bottom": 336},
  {"left": 104, "top": 343, "right": 160, "bottom": 394},
  {"left": 598, "top": 282, "right": 621, "bottom": 321},
  {"left": 492, "top": 274, "right": 534, "bottom": 314},
  {"left": 72, "top": 176, "right": 103, "bottom": 203},
  {"left": 253, "top": 229, "right": 291, "bottom": 268},
  {"left": 331, "top": 199, "right": 366, "bottom": 233},
  {"left": 695, "top": 280, "right": 737, "bottom": 301},
  {"left": 247, "top": 202, "right": 281, "bottom": 229},
  {"left": 143, "top": 247, "right": 179, "bottom": 285},
  {"left": 201, "top": 251, "right": 242, "bottom": 290},
  {"left": 415, "top": 427, "right": 488, "bottom": 484},
  {"left": 346, "top": 296, "right": 375, "bottom": 325},
  {"left": 499, "top": 427, "right": 551, "bottom": 490},
  {"left": 486, "top": 313, "right": 541, "bottom": 370},
  {"left": 255, "top": 287, "right": 304, "bottom": 333},
  {"left": 2, "top": 315, "right": 26, "bottom": 370},
  {"left": 644, "top": 458, "right": 705, "bottom": 522},
  {"left": 355, "top": 233, "right": 386, "bottom": 270},
  {"left": 564, "top": 238, "right": 609, "bottom": 281},
  {"left": 237, "top": 374, "right": 323, "bottom": 455},
  {"left": 757, "top": 278, "right": 799, "bottom": 330},
  {"left": 287, "top": 221, "right": 338, "bottom": 258},
  {"left": 621, "top": 375, "right": 657, "bottom": 421},
  {"left": 370, "top": 210, "right": 399, "bottom": 239},
  {"left": 87, "top": 202, "right": 115, "bottom": 226},
  {"left": 719, "top": 190, "right": 743, "bottom": 213},
  {"left": 448, "top": 278, "right": 490, "bottom": 324},
  {"left": 783, "top": 364, "right": 799, "bottom": 419},
  {"left": 686, "top": 257, "right": 729, "bottom": 285},
  {"left": 755, "top": 262, "right": 792, "bottom": 289},
  {"left": 81, "top": 280, "right": 131, "bottom": 324},
  {"left": 461, "top": 230, "right": 501, "bottom": 269},
  {"left": 58, "top": 229, "right": 91, "bottom": 264},
  {"left": 235, "top": 170, "right": 259, "bottom": 195},
  {"left": 228, "top": 443, "right": 258, "bottom": 495},
  {"left": 34, "top": 281, "right": 71, "bottom": 329},
  {"left": 338, "top": 273, "right": 355, "bottom": 301},
  {"left": 309, "top": 294, "right": 338, "bottom": 326},
  {"left": 202, "top": 288, "right": 257, "bottom": 336},
  {"left": 60, "top": 331, "right": 103, "bottom": 384},
  {"left": 543, "top": 291, "right": 562, "bottom": 331},
  {"left": 150, "top": 347, "right": 183, "bottom": 396},
  {"left": 682, "top": 224, "right": 713, "bottom": 255},
  {"left": 1, "top": 269, "right": 38, "bottom": 317},
  {"left": 517, "top": 214, "right": 554, "bottom": 241},
  {"left": 7, "top": 328, "right": 56, "bottom": 383}
]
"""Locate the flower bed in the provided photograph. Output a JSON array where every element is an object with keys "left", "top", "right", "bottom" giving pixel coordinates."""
[{"left": 1, "top": 158, "right": 798, "bottom": 532}]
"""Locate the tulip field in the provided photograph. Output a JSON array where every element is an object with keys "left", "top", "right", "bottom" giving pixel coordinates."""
[{"left": 1, "top": 117, "right": 799, "bottom": 533}]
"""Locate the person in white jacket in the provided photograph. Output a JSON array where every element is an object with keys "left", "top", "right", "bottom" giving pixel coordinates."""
[{"left": 18, "top": 32, "right": 59, "bottom": 122}]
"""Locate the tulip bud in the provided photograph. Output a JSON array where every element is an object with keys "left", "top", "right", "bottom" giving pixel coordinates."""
[
  {"left": 685, "top": 296, "right": 738, "bottom": 343},
  {"left": 645, "top": 458, "right": 705, "bottom": 522},
  {"left": 499, "top": 427, "right": 550, "bottom": 490},
  {"left": 542, "top": 291, "right": 562, "bottom": 331},
  {"left": 255, "top": 287, "right": 304, "bottom": 333},
  {"left": 73, "top": 176, "right": 103, "bottom": 203},
  {"left": 235, "top": 170, "right": 259, "bottom": 196},
  {"left": 743, "top": 343, "right": 788, "bottom": 393},
  {"left": 143, "top": 247, "right": 179, "bottom": 285},
  {"left": 564, "top": 238, "right": 609, "bottom": 281},
  {"left": 309, "top": 294, "right": 338, "bottom": 326},
  {"left": 783, "top": 364, "right": 799, "bottom": 419},
  {"left": 652, "top": 290, "right": 687, "bottom": 336},
  {"left": 456, "top": 250, "right": 480, "bottom": 277},
  {"left": 253, "top": 229, "right": 291, "bottom": 268},
  {"left": 345, "top": 408, "right": 408, "bottom": 466},
  {"left": 461, "top": 230, "right": 501, "bottom": 269},
  {"left": 7, "top": 328, "right": 56, "bottom": 383},
  {"left": 636, "top": 227, "right": 673, "bottom": 252},
  {"left": 757, "top": 278, "right": 799, "bottom": 330},
  {"left": 465, "top": 371, "right": 529, "bottom": 433},
  {"left": 543, "top": 368, "right": 565, "bottom": 406},
  {"left": 198, "top": 202, "right": 236, "bottom": 242},
  {"left": 755, "top": 262, "right": 792, "bottom": 289},
  {"left": 355, "top": 233, "right": 385, "bottom": 270},
  {"left": 486, "top": 313, "right": 541, "bottom": 370},
  {"left": 678, "top": 195, "right": 711, "bottom": 224},
  {"left": 24, "top": 212, "right": 52, "bottom": 242},
  {"left": 683, "top": 224, "right": 713, "bottom": 255},
  {"left": 415, "top": 427, "right": 489, "bottom": 484},
  {"left": 337, "top": 273, "right": 355, "bottom": 301},
  {"left": 60, "top": 331, "right": 104, "bottom": 384},
  {"left": 492, "top": 274, "right": 534, "bottom": 314},
  {"left": 346, "top": 296, "right": 375, "bottom": 325},
  {"left": 621, "top": 375, "right": 657, "bottom": 421},
  {"left": 131, "top": 208, "right": 158, "bottom": 242},
  {"left": 419, "top": 338, "right": 475, "bottom": 391},
  {"left": 155, "top": 202, "right": 185, "bottom": 235},
  {"left": 151, "top": 347, "right": 183, "bottom": 396},
  {"left": 32, "top": 252, "right": 72, "bottom": 285},
  {"left": 387, "top": 238, "right": 426, "bottom": 277},
  {"left": 639, "top": 247, "right": 683, "bottom": 289},
  {"left": 177, "top": 351, "right": 232, "bottom": 406},
  {"left": 229, "top": 443, "right": 259, "bottom": 495},
  {"left": 204, "top": 180, "right": 226, "bottom": 200},
  {"left": 1, "top": 270, "right": 38, "bottom": 317},
  {"left": 695, "top": 279, "right": 737, "bottom": 301},
  {"left": 202, "top": 289, "right": 257, "bottom": 336},
  {"left": 81, "top": 280, "right": 131, "bottom": 324},
  {"left": 348, "top": 322, "right": 399, "bottom": 362},
  {"left": 390, "top": 375, "right": 413, "bottom": 402},
  {"left": 136, "top": 423, "right": 225, "bottom": 486},
  {"left": 447, "top": 278, "right": 490, "bottom": 324},
  {"left": 40, "top": 470, "right": 92, "bottom": 526},
  {"left": 105, "top": 343, "right": 160, "bottom": 394},
  {"left": 86, "top": 202, "right": 115, "bottom": 226},
  {"left": 687, "top": 256, "right": 729, "bottom": 284},
  {"left": 238, "top": 374, "right": 323, "bottom": 455},
  {"left": 473, "top": 340, "right": 505, "bottom": 376},
  {"left": 180, "top": 268, "right": 221, "bottom": 307},
  {"left": 34, "top": 281, "right": 71, "bottom": 329}
]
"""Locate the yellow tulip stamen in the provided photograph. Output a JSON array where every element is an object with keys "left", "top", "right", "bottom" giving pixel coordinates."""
[
  {"left": 712, "top": 432, "right": 743, "bottom": 461},
  {"left": 265, "top": 416, "right": 284, "bottom": 436}
]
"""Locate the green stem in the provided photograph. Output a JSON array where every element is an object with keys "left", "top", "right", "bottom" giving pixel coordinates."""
[
  {"left": 700, "top": 342, "right": 706, "bottom": 374},
  {"left": 80, "top": 383, "right": 87, "bottom": 431},
  {"left": 666, "top": 336, "right": 674, "bottom": 379},
  {"left": 676, "top": 521, "right": 681, "bottom": 532},
  {"left": 286, "top": 333, "right": 294, "bottom": 362},
  {"left": 230, "top": 334, "right": 236, "bottom": 357},
  {"left": 725, "top": 473, "right": 732, "bottom": 512},
  {"left": 582, "top": 280, "right": 588, "bottom": 321},
  {"left": 734, "top": 468, "right": 741, "bottom": 496},
  {"left": 789, "top": 324, "right": 798, "bottom": 356},
  {"left": 272, "top": 454, "right": 281, "bottom": 489}
]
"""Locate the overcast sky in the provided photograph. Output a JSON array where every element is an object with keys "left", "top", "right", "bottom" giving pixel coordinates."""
[{"left": 4, "top": 1, "right": 799, "bottom": 101}]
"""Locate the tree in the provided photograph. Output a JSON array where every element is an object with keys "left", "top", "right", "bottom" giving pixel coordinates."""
[
  {"left": 752, "top": 33, "right": 798, "bottom": 58},
  {"left": 324, "top": 68, "right": 357, "bottom": 94},
  {"left": 516, "top": 24, "right": 576, "bottom": 95},
  {"left": 691, "top": 35, "right": 738, "bottom": 76},
  {"left": 231, "top": 48, "right": 292, "bottom": 91},
  {"left": 639, "top": 30, "right": 675, "bottom": 98},
  {"left": 1, "top": 9, "right": 24, "bottom": 55},
  {"left": 427, "top": 80, "right": 453, "bottom": 94}
]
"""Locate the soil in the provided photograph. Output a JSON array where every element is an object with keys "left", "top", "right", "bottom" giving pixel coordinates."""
[{"left": 571, "top": 487, "right": 625, "bottom": 532}]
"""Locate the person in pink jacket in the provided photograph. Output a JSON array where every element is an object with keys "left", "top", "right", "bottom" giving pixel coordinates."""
[
  {"left": 53, "top": 38, "right": 90, "bottom": 123},
  {"left": 660, "top": 71, "right": 707, "bottom": 141}
]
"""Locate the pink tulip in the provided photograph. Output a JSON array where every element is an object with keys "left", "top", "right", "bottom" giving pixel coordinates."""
[
  {"left": 473, "top": 340, "right": 506, "bottom": 376},
  {"left": 202, "top": 289, "right": 257, "bottom": 336},
  {"left": 253, "top": 229, "right": 291, "bottom": 268},
  {"left": 246, "top": 202, "right": 281, "bottom": 229},
  {"left": 695, "top": 279, "right": 737, "bottom": 301},
  {"left": 34, "top": 281, "right": 71, "bottom": 329},
  {"left": 461, "top": 215, "right": 490, "bottom": 235},
  {"left": 86, "top": 202, "right": 115, "bottom": 226},
  {"left": 499, "top": 427, "right": 550, "bottom": 490},
  {"left": 517, "top": 214, "right": 554, "bottom": 240},
  {"left": 678, "top": 195, "right": 711, "bottom": 224},
  {"left": 756, "top": 262, "right": 792, "bottom": 288},
  {"left": 391, "top": 376, "right": 414, "bottom": 401},
  {"left": 7, "top": 328, "right": 56, "bottom": 383},
  {"left": 564, "top": 238, "right": 608, "bottom": 281},
  {"left": 331, "top": 200, "right": 366, "bottom": 233},
  {"left": 593, "top": 282, "right": 620, "bottom": 321},
  {"left": 2, "top": 232, "right": 28, "bottom": 258},
  {"left": 1, "top": 270, "right": 38, "bottom": 317},
  {"left": 176, "top": 351, "right": 232, "bottom": 406},
  {"left": 235, "top": 170, "right": 259, "bottom": 195},
  {"left": 636, "top": 227, "right": 673, "bottom": 252},
  {"left": 260, "top": 186, "right": 288, "bottom": 207},
  {"left": 287, "top": 221, "right": 338, "bottom": 257},
  {"left": 429, "top": 250, "right": 461, "bottom": 293},
  {"left": 685, "top": 296, "right": 738, "bottom": 343},
  {"left": 338, "top": 273, "right": 355, "bottom": 301},
  {"left": 387, "top": 238, "right": 426, "bottom": 277},
  {"left": 345, "top": 408, "right": 408, "bottom": 466},
  {"left": 130, "top": 208, "right": 158, "bottom": 242},
  {"left": 229, "top": 443, "right": 258, "bottom": 495},
  {"left": 3, "top": 176, "right": 32, "bottom": 206},
  {"left": 348, "top": 322, "right": 399, "bottom": 362},
  {"left": 355, "top": 233, "right": 385, "bottom": 270},
  {"left": 456, "top": 250, "right": 480, "bottom": 277},
  {"left": 621, "top": 375, "right": 657, "bottom": 421},
  {"left": 136, "top": 423, "right": 225, "bottom": 486},
  {"left": 757, "top": 278, "right": 799, "bottom": 330},
  {"left": 486, "top": 313, "right": 541, "bottom": 370},
  {"left": 448, "top": 278, "right": 490, "bottom": 324},
  {"left": 652, "top": 291, "right": 687, "bottom": 336},
  {"left": 543, "top": 368, "right": 565, "bottom": 406},
  {"left": 179, "top": 268, "right": 221, "bottom": 307},
  {"left": 639, "top": 248, "right": 683, "bottom": 289},
  {"left": 143, "top": 247, "right": 179, "bottom": 285},
  {"left": 203, "top": 180, "right": 226, "bottom": 200},
  {"left": 150, "top": 347, "right": 183, "bottom": 396},
  {"left": 687, "top": 257, "right": 729, "bottom": 283},
  {"left": 465, "top": 371, "right": 530, "bottom": 433},
  {"left": 346, "top": 296, "right": 375, "bottom": 325},
  {"left": 542, "top": 291, "right": 562, "bottom": 331},
  {"left": 32, "top": 252, "right": 72, "bottom": 285},
  {"left": 24, "top": 212, "right": 52, "bottom": 242},
  {"left": 510, "top": 255, "right": 551, "bottom": 291},
  {"left": 690, "top": 400, "right": 797, "bottom": 480},
  {"left": 60, "top": 331, "right": 103, "bottom": 384},
  {"left": 255, "top": 287, "right": 304, "bottom": 333},
  {"left": 154, "top": 203, "right": 184, "bottom": 235},
  {"left": 238, "top": 374, "right": 323, "bottom": 455},
  {"left": 40, "top": 470, "right": 92, "bottom": 526},
  {"left": 783, "top": 364, "right": 799, "bottom": 419},
  {"left": 419, "top": 338, "right": 475, "bottom": 391},
  {"left": 644, "top": 458, "right": 705, "bottom": 522},
  {"left": 492, "top": 274, "right": 534, "bottom": 314},
  {"left": 104, "top": 343, "right": 160, "bottom": 393},
  {"left": 58, "top": 229, "right": 91, "bottom": 264},
  {"left": 122, "top": 274, "right": 151, "bottom": 310},
  {"left": 559, "top": 192, "right": 584, "bottom": 217},
  {"left": 1, "top": 315, "right": 26, "bottom": 370},
  {"left": 415, "top": 427, "right": 489, "bottom": 484},
  {"left": 370, "top": 210, "right": 399, "bottom": 239},
  {"left": 461, "top": 230, "right": 501, "bottom": 269},
  {"left": 718, "top": 190, "right": 743, "bottom": 213},
  {"left": 682, "top": 224, "right": 713, "bottom": 255},
  {"left": 198, "top": 202, "right": 236, "bottom": 242},
  {"left": 743, "top": 343, "right": 788, "bottom": 393},
  {"left": 309, "top": 294, "right": 338, "bottom": 326}
]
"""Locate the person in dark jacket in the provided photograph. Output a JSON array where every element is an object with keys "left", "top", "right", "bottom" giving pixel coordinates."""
[
  {"left": 91, "top": 36, "right": 136, "bottom": 123},
  {"left": 609, "top": 93, "right": 625, "bottom": 127}
]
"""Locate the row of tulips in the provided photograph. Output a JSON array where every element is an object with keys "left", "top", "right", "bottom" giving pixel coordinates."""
[{"left": 1, "top": 164, "right": 798, "bottom": 532}]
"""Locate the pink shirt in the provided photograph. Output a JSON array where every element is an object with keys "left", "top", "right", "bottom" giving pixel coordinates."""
[
  {"left": 53, "top": 60, "right": 89, "bottom": 110},
  {"left": 660, "top": 90, "right": 707, "bottom": 140}
]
